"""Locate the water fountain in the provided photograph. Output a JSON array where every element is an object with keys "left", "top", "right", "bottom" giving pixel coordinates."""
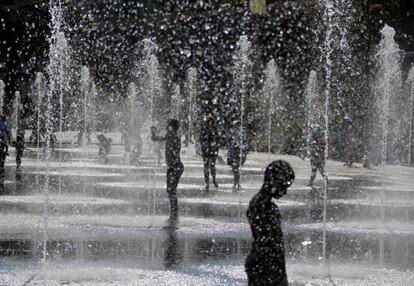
[
  {"left": 34, "top": 72, "right": 46, "bottom": 193},
  {"left": 80, "top": 66, "right": 92, "bottom": 148},
  {"left": 262, "top": 59, "right": 281, "bottom": 153},
  {"left": 374, "top": 24, "right": 403, "bottom": 265},
  {"left": 0, "top": 80, "right": 4, "bottom": 114},
  {"left": 127, "top": 82, "right": 138, "bottom": 143},
  {"left": 232, "top": 35, "right": 252, "bottom": 220},
  {"left": 186, "top": 67, "right": 198, "bottom": 146},
  {"left": 136, "top": 39, "right": 163, "bottom": 217},
  {"left": 320, "top": 0, "right": 336, "bottom": 267},
  {"left": 43, "top": 0, "right": 70, "bottom": 262},
  {"left": 304, "top": 70, "right": 320, "bottom": 158},
  {"left": 407, "top": 66, "right": 414, "bottom": 167},
  {"left": 2, "top": 1, "right": 414, "bottom": 285},
  {"left": 172, "top": 84, "right": 181, "bottom": 120},
  {"left": 12, "top": 91, "right": 21, "bottom": 135},
  {"left": 137, "top": 39, "right": 162, "bottom": 151},
  {"left": 89, "top": 81, "right": 97, "bottom": 138}
]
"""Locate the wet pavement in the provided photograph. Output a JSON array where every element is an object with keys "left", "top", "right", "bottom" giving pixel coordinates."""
[{"left": 1, "top": 144, "right": 414, "bottom": 285}]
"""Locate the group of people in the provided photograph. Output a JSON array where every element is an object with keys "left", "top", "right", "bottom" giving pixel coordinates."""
[
  {"left": 151, "top": 118, "right": 294, "bottom": 285},
  {"left": 0, "top": 112, "right": 308, "bottom": 284}
]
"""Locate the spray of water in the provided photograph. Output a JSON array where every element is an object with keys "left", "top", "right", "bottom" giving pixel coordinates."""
[
  {"left": 407, "top": 66, "right": 414, "bottom": 167},
  {"left": 304, "top": 71, "right": 319, "bottom": 158},
  {"left": 80, "top": 66, "right": 92, "bottom": 148},
  {"left": 320, "top": 0, "right": 335, "bottom": 267},
  {"left": 375, "top": 24, "right": 402, "bottom": 265},
  {"left": 44, "top": 0, "right": 69, "bottom": 262},
  {"left": 263, "top": 59, "right": 281, "bottom": 153},
  {"left": 172, "top": 84, "right": 181, "bottom": 119},
  {"left": 34, "top": 72, "right": 46, "bottom": 194},
  {"left": 12, "top": 91, "right": 21, "bottom": 135},
  {"left": 127, "top": 82, "right": 138, "bottom": 142},
  {"left": 137, "top": 39, "right": 162, "bottom": 151},
  {"left": 137, "top": 39, "right": 163, "bottom": 218},
  {"left": 89, "top": 81, "right": 97, "bottom": 136},
  {"left": 0, "top": 80, "right": 4, "bottom": 114},
  {"left": 186, "top": 67, "right": 197, "bottom": 146},
  {"left": 233, "top": 35, "right": 252, "bottom": 222}
]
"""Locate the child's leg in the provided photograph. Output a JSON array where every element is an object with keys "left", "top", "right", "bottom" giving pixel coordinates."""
[
  {"left": 203, "top": 156, "right": 210, "bottom": 189},
  {"left": 211, "top": 156, "right": 218, "bottom": 188}
]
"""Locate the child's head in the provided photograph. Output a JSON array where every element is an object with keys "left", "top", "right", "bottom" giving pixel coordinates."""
[
  {"left": 0, "top": 114, "right": 6, "bottom": 121},
  {"left": 263, "top": 160, "right": 295, "bottom": 199},
  {"left": 167, "top": 119, "right": 180, "bottom": 132}
]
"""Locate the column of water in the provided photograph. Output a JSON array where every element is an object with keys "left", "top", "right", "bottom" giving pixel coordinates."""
[
  {"left": 405, "top": 65, "right": 414, "bottom": 270},
  {"left": 186, "top": 67, "right": 197, "bottom": 148},
  {"left": 80, "top": 66, "right": 91, "bottom": 205},
  {"left": 263, "top": 59, "right": 280, "bottom": 154},
  {"left": 305, "top": 71, "right": 318, "bottom": 158},
  {"left": 320, "top": 0, "right": 335, "bottom": 266},
  {"left": 12, "top": 91, "right": 21, "bottom": 136},
  {"left": 233, "top": 35, "right": 252, "bottom": 218},
  {"left": 148, "top": 53, "right": 160, "bottom": 217},
  {"left": 172, "top": 84, "right": 181, "bottom": 120},
  {"left": 139, "top": 39, "right": 162, "bottom": 218},
  {"left": 375, "top": 25, "right": 402, "bottom": 265},
  {"left": 44, "top": 0, "right": 68, "bottom": 262},
  {"left": 34, "top": 73, "right": 45, "bottom": 193},
  {"left": 406, "top": 66, "right": 414, "bottom": 167},
  {"left": 90, "top": 81, "right": 97, "bottom": 140},
  {"left": 0, "top": 80, "right": 5, "bottom": 114},
  {"left": 80, "top": 66, "right": 91, "bottom": 149}
]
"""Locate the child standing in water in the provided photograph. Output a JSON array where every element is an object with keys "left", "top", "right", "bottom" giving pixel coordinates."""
[
  {"left": 0, "top": 115, "right": 12, "bottom": 190},
  {"left": 15, "top": 132, "right": 25, "bottom": 168},
  {"left": 245, "top": 160, "right": 295, "bottom": 286},
  {"left": 14, "top": 131, "right": 25, "bottom": 180},
  {"left": 97, "top": 134, "right": 112, "bottom": 164},
  {"left": 151, "top": 119, "right": 184, "bottom": 225}
]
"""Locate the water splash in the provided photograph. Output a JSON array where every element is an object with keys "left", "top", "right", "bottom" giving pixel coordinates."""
[
  {"left": 407, "top": 66, "right": 414, "bottom": 167},
  {"left": 33, "top": 72, "right": 46, "bottom": 194},
  {"left": 137, "top": 39, "right": 163, "bottom": 150},
  {"left": 12, "top": 91, "right": 21, "bottom": 134},
  {"left": 80, "top": 66, "right": 92, "bottom": 147},
  {"left": 89, "top": 81, "right": 97, "bottom": 135},
  {"left": 304, "top": 71, "right": 320, "bottom": 158},
  {"left": 186, "top": 67, "right": 198, "bottom": 145},
  {"left": 232, "top": 35, "right": 252, "bottom": 222},
  {"left": 0, "top": 80, "right": 5, "bottom": 114},
  {"left": 44, "top": 0, "right": 70, "bottom": 262},
  {"left": 263, "top": 59, "right": 281, "bottom": 153},
  {"left": 320, "top": 0, "right": 335, "bottom": 266},
  {"left": 375, "top": 25, "right": 402, "bottom": 167},
  {"left": 136, "top": 39, "right": 163, "bottom": 217},
  {"left": 127, "top": 82, "right": 138, "bottom": 142},
  {"left": 172, "top": 84, "right": 181, "bottom": 119},
  {"left": 375, "top": 24, "right": 403, "bottom": 265}
]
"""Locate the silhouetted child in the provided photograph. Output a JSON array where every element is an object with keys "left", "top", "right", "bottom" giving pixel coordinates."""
[
  {"left": 151, "top": 120, "right": 184, "bottom": 225},
  {"left": 97, "top": 134, "right": 111, "bottom": 164},
  {"left": 308, "top": 124, "right": 326, "bottom": 187},
  {"left": 0, "top": 115, "right": 10, "bottom": 156},
  {"left": 245, "top": 160, "right": 295, "bottom": 286},
  {"left": 14, "top": 133, "right": 25, "bottom": 171},
  {"left": 130, "top": 135, "right": 143, "bottom": 165},
  {"left": 0, "top": 115, "right": 12, "bottom": 190},
  {"left": 227, "top": 128, "right": 248, "bottom": 192},
  {"left": 200, "top": 116, "right": 219, "bottom": 193}
]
